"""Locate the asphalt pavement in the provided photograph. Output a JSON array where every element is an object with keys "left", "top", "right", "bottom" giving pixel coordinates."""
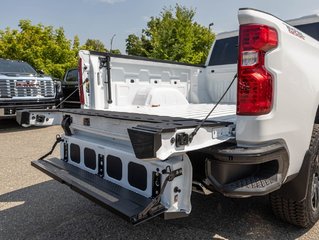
[{"left": 0, "top": 119, "right": 318, "bottom": 240}]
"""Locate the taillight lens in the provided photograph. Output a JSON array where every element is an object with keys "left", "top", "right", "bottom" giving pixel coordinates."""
[
  {"left": 78, "top": 58, "right": 84, "bottom": 105},
  {"left": 237, "top": 24, "right": 278, "bottom": 115}
]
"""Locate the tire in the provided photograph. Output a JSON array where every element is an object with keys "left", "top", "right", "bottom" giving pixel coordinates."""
[{"left": 270, "top": 124, "right": 319, "bottom": 228}]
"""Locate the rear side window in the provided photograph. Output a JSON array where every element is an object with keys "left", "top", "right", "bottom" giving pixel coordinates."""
[
  {"left": 65, "top": 69, "right": 78, "bottom": 82},
  {"left": 208, "top": 36, "right": 238, "bottom": 66},
  {"left": 295, "top": 22, "right": 319, "bottom": 41}
]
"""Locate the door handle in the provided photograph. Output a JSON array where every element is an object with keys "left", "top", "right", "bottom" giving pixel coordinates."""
[{"left": 211, "top": 70, "right": 215, "bottom": 73}]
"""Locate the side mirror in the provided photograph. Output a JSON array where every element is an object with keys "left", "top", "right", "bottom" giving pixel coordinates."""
[{"left": 37, "top": 70, "right": 45, "bottom": 75}]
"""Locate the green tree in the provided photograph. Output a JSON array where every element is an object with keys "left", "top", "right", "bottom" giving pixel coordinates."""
[
  {"left": 80, "top": 38, "right": 121, "bottom": 54},
  {"left": 110, "top": 49, "right": 121, "bottom": 54},
  {"left": 73, "top": 35, "right": 81, "bottom": 54},
  {"left": 126, "top": 34, "right": 150, "bottom": 57},
  {"left": 125, "top": 4, "right": 215, "bottom": 64},
  {"left": 0, "top": 20, "right": 79, "bottom": 79},
  {"left": 82, "top": 39, "right": 107, "bottom": 52}
]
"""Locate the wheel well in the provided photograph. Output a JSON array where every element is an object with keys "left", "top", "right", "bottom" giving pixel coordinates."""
[{"left": 187, "top": 151, "right": 207, "bottom": 182}]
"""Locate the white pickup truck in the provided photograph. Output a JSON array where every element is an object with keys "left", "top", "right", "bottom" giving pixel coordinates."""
[{"left": 17, "top": 8, "right": 319, "bottom": 228}]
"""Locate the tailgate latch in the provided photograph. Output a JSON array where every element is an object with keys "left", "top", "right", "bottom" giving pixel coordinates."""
[{"left": 175, "top": 133, "right": 189, "bottom": 147}]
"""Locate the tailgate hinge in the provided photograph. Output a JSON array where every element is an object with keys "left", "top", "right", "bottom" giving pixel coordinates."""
[{"left": 135, "top": 167, "right": 182, "bottom": 223}]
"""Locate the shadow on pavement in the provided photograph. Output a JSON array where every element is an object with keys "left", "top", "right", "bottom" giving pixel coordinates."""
[
  {"left": 0, "top": 119, "right": 46, "bottom": 133},
  {"left": 0, "top": 180, "right": 308, "bottom": 240},
  {"left": 0, "top": 118, "right": 19, "bottom": 129}
]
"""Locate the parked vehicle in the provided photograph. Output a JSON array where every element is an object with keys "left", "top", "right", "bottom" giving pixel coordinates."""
[
  {"left": 0, "top": 59, "right": 59, "bottom": 118},
  {"left": 60, "top": 68, "right": 80, "bottom": 108},
  {"left": 17, "top": 8, "right": 319, "bottom": 228}
]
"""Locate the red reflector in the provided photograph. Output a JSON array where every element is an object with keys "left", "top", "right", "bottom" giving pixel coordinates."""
[
  {"left": 237, "top": 24, "right": 278, "bottom": 115},
  {"left": 238, "top": 68, "right": 273, "bottom": 115}
]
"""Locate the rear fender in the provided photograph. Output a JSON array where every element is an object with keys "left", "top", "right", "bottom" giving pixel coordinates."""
[{"left": 273, "top": 150, "right": 313, "bottom": 201}]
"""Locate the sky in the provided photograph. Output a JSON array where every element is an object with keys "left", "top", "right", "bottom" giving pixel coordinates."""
[{"left": 1, "top": 0, "right": 319, "bottom": 53}]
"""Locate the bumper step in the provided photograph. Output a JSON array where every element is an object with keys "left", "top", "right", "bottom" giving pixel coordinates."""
[
  {"left": 208, "top": 172, "right": 282, "bottom": 197},
  {"left": 222, "top": 175, "right": 280, "bottom": 194},
  {"left": 206, "top": 142, "right": 289, "bottom": 197},
  {"left": 31, "top": 158, "right": 166, "bottom": 225}
]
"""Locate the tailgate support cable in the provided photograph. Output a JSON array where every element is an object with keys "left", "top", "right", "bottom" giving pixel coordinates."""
[
  {"left": 189, "top": 73, "right": 237, "bottom": 143},
  {"left": 38, "top": 134, "right": 62, "bottom": 160},
  {"left": 136, "top": 166, "right": 182, "bottom": 222}
]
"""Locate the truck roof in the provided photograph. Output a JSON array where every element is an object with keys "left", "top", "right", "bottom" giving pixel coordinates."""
[
  {"left": 287, "top": 13, "right": 319, "bottom": 26},
  {"left": 216, "top": 13, "right": 319, "bottom": 39}
]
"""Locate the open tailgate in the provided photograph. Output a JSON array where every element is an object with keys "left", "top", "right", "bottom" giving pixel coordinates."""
[{"left": 32, "top": 158, "right": 165, "bottom": 225}]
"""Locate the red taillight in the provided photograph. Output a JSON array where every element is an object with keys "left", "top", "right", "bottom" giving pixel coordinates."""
[
  {"left": 237, "top": 24, "right": 278, "bottom": 115},
  {"left": 78, "top": 58, "right": 84, "bottom": 105}
]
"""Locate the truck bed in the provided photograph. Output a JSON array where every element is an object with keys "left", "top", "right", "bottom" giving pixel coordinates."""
[{"left": 109, "top": 103, "right": 236, "bottom": 123}]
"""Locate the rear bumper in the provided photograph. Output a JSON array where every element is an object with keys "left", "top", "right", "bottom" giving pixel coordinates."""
[
  {"left": 206, "top": 142, "right": 289, "bottom": 197},
  {"left": 0, "top": 99, "right": 57, "bottom": 116}
]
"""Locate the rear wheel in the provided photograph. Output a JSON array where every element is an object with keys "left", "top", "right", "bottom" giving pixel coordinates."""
[{"left": 270, "top": 124, "right": 319, "bottom": 228}]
